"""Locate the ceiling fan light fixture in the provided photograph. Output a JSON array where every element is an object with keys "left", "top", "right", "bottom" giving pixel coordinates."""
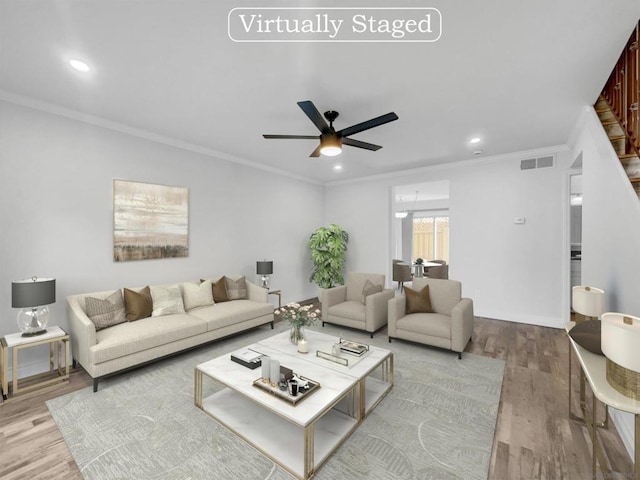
[{"left": 319, "top": 132, "right": 342, "bottom": 157}]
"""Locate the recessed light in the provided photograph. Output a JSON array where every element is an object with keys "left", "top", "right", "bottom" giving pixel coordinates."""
[
  {"left": 333, "top": 164, "right": 343, "bottom": 171},
  {"left": 469, "top": 137, "right": 481, "bottom": 144},
  {"left": 69, "top": 59, "right": 90, "bottom": 72}
]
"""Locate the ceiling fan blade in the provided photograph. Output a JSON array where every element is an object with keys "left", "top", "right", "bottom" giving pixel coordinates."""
[
  {"left": 263, "top": 134, "right": 318, "bottom": 139},
  {"left": 309, "top": 144, "right": 322, "bottom": 157},
  {"left": 297, "top": 101, "right": 330, "bottom": 133},
  {"left": 338, "top": 112, "right": 399, "bottom": 138},
  {"left": 342, "top": 137, "right": 382, "bottom": 151}
]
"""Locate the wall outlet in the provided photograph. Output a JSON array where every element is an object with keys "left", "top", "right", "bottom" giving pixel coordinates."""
[{"left": 514, "top": 217, "right": 526, "bottom": 224}]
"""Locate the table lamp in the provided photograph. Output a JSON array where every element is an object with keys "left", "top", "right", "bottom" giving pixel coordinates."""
[
  {"left": 572, "top": 286, "right": 605, "bottom": 323},
  {"left": 601, "top": 312, "right": 640, "bottom": 400},
  {"left": 11, "top": 276, "right": 56, "bottom": 337},
  {"left": 256, "top": 261, "right": 273, "bottom": 289}
]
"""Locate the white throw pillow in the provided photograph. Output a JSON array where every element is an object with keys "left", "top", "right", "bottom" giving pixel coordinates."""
[
  {"left": 150, "top": 285, "right": 186, "bottom": 317},
  {"left": 182, "top": 280, "right": 214, "bottom": 311}
]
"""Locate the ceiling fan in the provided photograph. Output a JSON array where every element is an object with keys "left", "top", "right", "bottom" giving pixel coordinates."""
[{"left": 263, "top": 100, "right": 399, "bottom": 157}]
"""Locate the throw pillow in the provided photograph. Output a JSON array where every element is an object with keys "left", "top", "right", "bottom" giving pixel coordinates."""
[
  {"left": 203, "top": 277, "right": 230, "bottom": 303},
  {"left": 225, "top": 276, "right": 247, "bottom": 300},
  {"left": 123, "top": 286, "right": 153, "bottom": 321},
  {"left": 361, "top": 279, "right": 383, "bottom": 304},
  {"left": 182, "top": 280, "right": 214, "bottom": 311},
  {"left": 85, "top": 290, "right": 127, "bottom": 330},
  {"left": 569, "top": 320, "right": 603, "bottom": 355},
  {"left": 405, "top": 285, "right": 434, "bottom": 314},
  {"left": 150, "top": 285, "right": 186, "bottom": 317}
]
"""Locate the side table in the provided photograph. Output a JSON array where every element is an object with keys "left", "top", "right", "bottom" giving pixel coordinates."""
[
  {"left": 268, "top": 289, "right": 282, "bottom": 309},
  {"left": 0, "top": 325, "right": 70, "bottom": 401}
]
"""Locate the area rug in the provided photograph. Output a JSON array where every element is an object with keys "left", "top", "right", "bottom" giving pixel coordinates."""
[{"left": 47, "top": 323, "right": 505, "bottom": 480}]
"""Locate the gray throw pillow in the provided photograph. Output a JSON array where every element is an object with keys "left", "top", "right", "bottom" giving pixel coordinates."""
[
  {"left": 85, "top": 291, "right": 127, "bottom": 330},
  {"left": 361, "top": 279, "right": 383, "bottom": 304},
  {"left": 225, "top": 276, "right": 247, "bottom": 300}
]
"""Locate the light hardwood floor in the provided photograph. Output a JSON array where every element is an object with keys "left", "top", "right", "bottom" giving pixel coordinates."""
[{"left": 0, "top": 317, "right": 634, "bottom": 479}]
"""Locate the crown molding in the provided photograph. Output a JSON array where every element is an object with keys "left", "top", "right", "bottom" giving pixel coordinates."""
[
  {"left": 325, "top": 143, "right": 570, "bottom": 187},
  {"left": 0, "top": 89, "right": 323, "bottom": 186}
]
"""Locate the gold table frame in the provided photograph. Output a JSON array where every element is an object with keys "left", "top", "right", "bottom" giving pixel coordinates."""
[
  {"left": 195, "top": 340, "right": 393, "bottom": 480},
  {"left": 0, "top": 326, "right": 70, "bottom": 401},
  {"left": 567, "top": 323, "right": 639, "bottom": 480}
]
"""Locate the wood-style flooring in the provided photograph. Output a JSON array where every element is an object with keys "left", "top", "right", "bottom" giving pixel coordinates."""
[{"left": 0, "top": 317, "right": 634, "bottom": 479}]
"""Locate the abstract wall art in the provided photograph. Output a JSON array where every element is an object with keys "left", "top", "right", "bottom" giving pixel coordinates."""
[{"left": 113, "top": 180, "right": 189, "bottom": 262}]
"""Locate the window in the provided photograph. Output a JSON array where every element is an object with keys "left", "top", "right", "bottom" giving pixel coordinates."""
[{"left": 412, "top": 215, "right": 449, "bottom": 262}]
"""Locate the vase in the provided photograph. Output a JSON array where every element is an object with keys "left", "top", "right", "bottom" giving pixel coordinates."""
[{"left": 290, "top": 325, "right": 305, "bottom": 345}]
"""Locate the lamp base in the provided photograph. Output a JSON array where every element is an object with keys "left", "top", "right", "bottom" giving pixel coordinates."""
[
  {"left": 260, "top": 275, "right": 271, "bottom": 289},
  {"left": 606, "top": 358, "right": 640, "bottom": 400},
  {"left": 21, "top": 329, "right": 48, "bottom": 338}
]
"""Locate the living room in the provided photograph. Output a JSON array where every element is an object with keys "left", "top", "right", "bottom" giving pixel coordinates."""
[{"left": 2, "top": 1, "right": 640, "bottom": 479}]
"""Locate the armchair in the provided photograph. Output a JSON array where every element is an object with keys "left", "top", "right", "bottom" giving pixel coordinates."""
[
  {"left": 321, "top": 272, "right": 394, "bottom": 338},
  {"left": 388, "top": 277, "right": 473, "bottom": 358}
]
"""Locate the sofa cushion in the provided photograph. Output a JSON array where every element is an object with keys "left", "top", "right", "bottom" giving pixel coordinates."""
[
  {"left": 327, "top": 300, "right": 366, "bottom": 322},
  {"left": 182, "top": 281, "right": 214, "bottom": 311},
  {"left": 90, "top": 313, "right": 207, "bottom": 364},
  {"left": 209, "top": 277, "right": 229, "bottom": 303},
  {"left": 123, "top": 286, "right": 153, "bottom": 321},
  {"left": 361, "top": 279, "right": 383, "bottom": 304},
  {"left": 150, "top": 285, "right": 186, "bottom": 317},
  {"left": 397, "top": 312, "right": 451, "bottom": 339},
  {"left": 225, "top": 276, "right": 247, "bottom": 300},
  {"left": 85, "top": 290, "right": 127, "bottom": 330},
  {"left": 189, "top": 300, "right": 273, "bottom": 331},
  {"left": 405, "top": 285, "right": 434, "bottom": 314}
]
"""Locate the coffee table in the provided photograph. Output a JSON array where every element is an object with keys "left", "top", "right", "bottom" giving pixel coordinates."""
[{"left": 194, "top": 330, "right": 393, "bottom": 479}]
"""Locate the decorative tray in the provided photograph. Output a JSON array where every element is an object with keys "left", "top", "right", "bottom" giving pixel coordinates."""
[
  {"left": 339, "top": 338, "right": 369, "bottom": 356},
  {"left": 252, "top": 375, "right": 320, "bottom": 406}
]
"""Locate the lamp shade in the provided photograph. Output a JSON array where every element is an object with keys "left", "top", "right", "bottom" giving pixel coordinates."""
[
  {"left": 601, "top": 313, "right": 640, "bottom": 373},
  {"left": 256, "top": 261, "right": 273, "bottom": 275},
  {"left": 12, "top": 277, "right": 56, "bottom": 307},
  {"left": 572, "top": 286, "right": 605, "bottom": 318}
]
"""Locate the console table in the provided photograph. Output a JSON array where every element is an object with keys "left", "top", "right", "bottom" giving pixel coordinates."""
[{"left": 566, "top": 322, "right": 639, "bottom": 479}]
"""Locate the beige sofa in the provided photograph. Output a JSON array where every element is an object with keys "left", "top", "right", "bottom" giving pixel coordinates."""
[
  {"left": 67, "top": 276, "right": 273, "bottom": 391},
  {"left": 388, "top": 277, "right": 474, "bottom": 358}
]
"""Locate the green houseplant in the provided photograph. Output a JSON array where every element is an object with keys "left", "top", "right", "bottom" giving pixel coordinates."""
[{"left": 308, "top": 224, "right": 349, "bottom": 289}]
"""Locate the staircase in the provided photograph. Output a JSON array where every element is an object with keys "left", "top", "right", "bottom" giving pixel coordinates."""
[{"left": 595, "top": 96, "right": 640, "bottom": 197}]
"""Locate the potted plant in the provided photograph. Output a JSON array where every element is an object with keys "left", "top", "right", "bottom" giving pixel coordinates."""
[{"left": 308, "top": 224, "right": 349, "bottom": 289}]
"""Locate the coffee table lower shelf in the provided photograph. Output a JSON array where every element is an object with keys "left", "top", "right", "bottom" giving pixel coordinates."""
[{"left": 200, "top": 389, "right": 358, "bottom": 479}]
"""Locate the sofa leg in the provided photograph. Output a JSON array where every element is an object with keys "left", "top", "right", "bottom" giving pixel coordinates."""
[
  {"left": 270, "top": 321, "right": 274, "bottom": 329},
  {"left": 93, "top": 378, "right": 99, "bottom": 393},
  {"left": 370, "top": 332, "right": 374, "bottom": 339},
  {"left": 458, "top": 352, "right": 462, "bottom": 360},
  {"left": 322, "top": 322, "right": 325, "bottom": 327},
  {"left": 72, "top": 359, "right": 77, "bottom": 369},
  {"left": 388, "top": 337, "right": 392, "bottom": 343}
]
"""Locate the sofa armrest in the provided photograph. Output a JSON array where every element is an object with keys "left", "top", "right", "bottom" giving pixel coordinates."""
[
  {"left": 321, "top": 285, "right": 347, "bottom": 322},
  {"left": 66, "top": 295, "right": 97, "bottom": 369},
  {"left": 450, "top": 298, "right": 474, "bottom": 353},
  {"left": 388, "top": 295, "right": 406, "bottom": 338},
  {"left": 246, "top": 280, "right": 268, "bottom": 303},
  {"left": 365, "top": 289, "right": 394, "bottom": 333}
]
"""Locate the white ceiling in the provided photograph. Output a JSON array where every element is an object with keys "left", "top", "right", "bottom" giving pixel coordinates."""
[{"left": 1, "top": 1, "right": 638, "bottom": 184}]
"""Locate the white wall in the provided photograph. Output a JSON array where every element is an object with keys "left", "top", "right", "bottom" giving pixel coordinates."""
[
  {"left": 570, "top": 106, "right": 640, "bottom": 459},
  {"left": 325, "top": 147, "right": 570, "bottom": 328},
  {"left": 0, "top": 101, "right": 324, "bottom": 375}
]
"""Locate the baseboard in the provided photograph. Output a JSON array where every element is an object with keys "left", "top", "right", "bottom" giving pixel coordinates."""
[
  {"left": 609, "top": 408, "right": 635, "bottom": 461},
  {"left": 475, "top": 310, "right": 564, "bottom": 329}
]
